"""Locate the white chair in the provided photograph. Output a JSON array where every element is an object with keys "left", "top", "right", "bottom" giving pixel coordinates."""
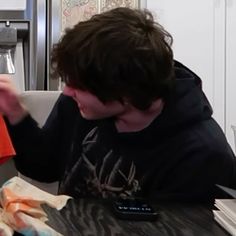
[
  {"left": 20, "top": 90, "right": 61, "bottom": 127},
  {"left": 18, "top": 90, "right": 61, "bottom": 194},
  {"left": 232, "top": 125, "right": 236, "bottom": 153}
]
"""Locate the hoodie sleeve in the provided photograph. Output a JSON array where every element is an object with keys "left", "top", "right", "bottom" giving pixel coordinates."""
[{"left": 6, "top": 94, "right": 79, "bottom": 183}]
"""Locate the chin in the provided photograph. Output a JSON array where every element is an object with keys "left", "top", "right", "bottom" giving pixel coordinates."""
[
  {"left": 80, "top": 113, "right": 91, "bottom": 120},
  {"left": 81, "top": 112, "right": 108, "bottom": 120},
  {"left": 80, "top": 112, "right": 97, "bottom": 120}
]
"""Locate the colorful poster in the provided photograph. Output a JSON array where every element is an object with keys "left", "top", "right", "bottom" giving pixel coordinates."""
[
  {"left": 101, "top": 0, "right": 139, "bottom": 12},
  {"left": 62, "top": 0, "right": 99, "bottom": 32},
  {"left": 61, "top": 0, "right": 139, "bottom": 33}
]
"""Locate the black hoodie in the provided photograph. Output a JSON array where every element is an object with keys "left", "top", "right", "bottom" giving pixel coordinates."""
[{"left": 8, "top": 61, "right": 236, "bottom": 202}]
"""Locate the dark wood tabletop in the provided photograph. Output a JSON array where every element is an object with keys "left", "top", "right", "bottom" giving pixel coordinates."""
[{"left": 36, "top": 199, "right": 230, "bottom": 236}]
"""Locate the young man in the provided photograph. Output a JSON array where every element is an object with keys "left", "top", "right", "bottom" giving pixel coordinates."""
[{"left": 0, "top": 8, "right": 235, "bottom": 202}]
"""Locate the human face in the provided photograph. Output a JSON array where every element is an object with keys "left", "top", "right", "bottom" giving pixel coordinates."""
[{"left": 63, "top": 86, "right": 126, "bottom": 120}]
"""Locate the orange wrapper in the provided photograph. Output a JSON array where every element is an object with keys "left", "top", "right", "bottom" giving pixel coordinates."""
[{"left": 0, "top": 116, "right": 15, "bottom": 164}]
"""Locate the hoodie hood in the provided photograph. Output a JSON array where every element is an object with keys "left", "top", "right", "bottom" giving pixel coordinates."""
[
  {"left": 114, "top": 60, "right": 213, "bottom": 145},
  {"left": 155, "top": 60, "right": 213, "bottom": 131}
]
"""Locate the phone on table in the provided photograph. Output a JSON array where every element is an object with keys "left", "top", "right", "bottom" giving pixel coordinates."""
[{"left": 112, "top": 198, "right": 158, "bottom": 221}]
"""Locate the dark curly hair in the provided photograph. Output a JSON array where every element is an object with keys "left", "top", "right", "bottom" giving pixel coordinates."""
[{"left": 51, "top": 7, "right": 174, "bottom": 110}]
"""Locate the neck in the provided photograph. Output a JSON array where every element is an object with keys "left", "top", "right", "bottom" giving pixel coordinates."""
[{"left": 115, "top": 99, "right": 164, "bottom": 133}]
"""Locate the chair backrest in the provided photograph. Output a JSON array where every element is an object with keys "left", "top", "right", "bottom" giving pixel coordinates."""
[
  {"left": 232, "top": 125, "right": 236, "bottom": 153},
  {"left": 20, "top": 90, "right": 61, "bottom": 127}
]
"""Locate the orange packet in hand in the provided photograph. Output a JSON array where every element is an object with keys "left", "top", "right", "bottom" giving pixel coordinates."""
[{"left": 0, "top": 116, "right": 15, "bottom": 164}]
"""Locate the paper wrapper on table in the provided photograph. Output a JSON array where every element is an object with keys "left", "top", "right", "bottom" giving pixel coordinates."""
[{"left": 0, "top": 176, "right": 72, "bottom": 235}]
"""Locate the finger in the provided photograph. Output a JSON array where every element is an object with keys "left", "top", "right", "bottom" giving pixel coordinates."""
[
  {"left": 0, "top": 74, "right": 13, "bottom": 82},
  {"left": 0, "top": 82, "right": 18, "bottom": 96}
]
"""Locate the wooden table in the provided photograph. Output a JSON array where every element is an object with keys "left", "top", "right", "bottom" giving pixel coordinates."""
[{"left": 37, "top": 199, "right": 230, "bottom": 236}]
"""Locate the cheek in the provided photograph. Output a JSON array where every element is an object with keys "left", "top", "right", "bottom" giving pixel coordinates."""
[
  {"left": 77, "top": 93, "right": 103, "bottom": 106},
  {"left": 63, "top": 86, "right": 75, "bottom": 97},
  {"left": 85, "top": 98, "right": 105, "bottom": 109}
]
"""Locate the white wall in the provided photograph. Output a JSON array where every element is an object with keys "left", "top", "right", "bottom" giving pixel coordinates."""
[
  {"left": 146, "top": 0, "right": 225, "bottom": 129},
  {"left": 226, "top": 0, "right": 236, "bottom": 152},
  {"left": 145, "top": 0, "right": 236, "bottom": 151}
]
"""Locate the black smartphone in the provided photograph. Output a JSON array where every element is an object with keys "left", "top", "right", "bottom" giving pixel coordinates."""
[{"left": 112, "top": 198, "right": 158, "bottom": 221}]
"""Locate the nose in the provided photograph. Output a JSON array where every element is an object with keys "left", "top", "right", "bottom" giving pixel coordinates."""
[{"left": 63, "top": 85, "right": 76, "bottom": 97}]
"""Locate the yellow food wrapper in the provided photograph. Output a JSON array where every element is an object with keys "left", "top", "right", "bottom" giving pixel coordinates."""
[{"left": 0, "top": 176, "right": 72, "bottom": 235}]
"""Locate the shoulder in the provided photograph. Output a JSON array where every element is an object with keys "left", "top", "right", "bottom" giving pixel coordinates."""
[
  {"left": 50, "top": 94, "right": 82, "bottom": 122},
  {"left": 55, "top": 94, "right": 78, "bottom": 113},
  {"left": 44, "top": 94, "right": 82, "bottom": 130},
  {"left": 190, "top": 118, "right": 235, "bottom": 161},
  {"left": 51, "top": 94, "right": 99, "bottom": 130}
]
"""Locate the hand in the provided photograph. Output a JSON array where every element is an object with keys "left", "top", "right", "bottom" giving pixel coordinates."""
[{"left": 0, "top": 75, "right": 28, "bottom": 124}]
